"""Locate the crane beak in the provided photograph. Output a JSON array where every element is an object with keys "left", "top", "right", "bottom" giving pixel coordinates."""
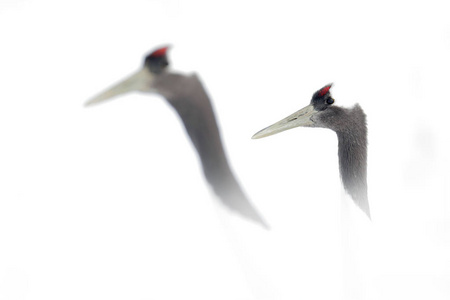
[
  {"left": 252, "top": 104, "right": 316, "bottom": 139},
  {"left": 85, "top": 68, "right": 155, "bottom": 107}
]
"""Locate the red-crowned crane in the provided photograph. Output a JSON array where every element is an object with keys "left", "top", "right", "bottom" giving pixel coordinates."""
[
  {"left": 86, "top": 46, "right": 268, "bottom": 228},
  {"left": 252, "top": 84, "right": 370, "bottom": 218}
]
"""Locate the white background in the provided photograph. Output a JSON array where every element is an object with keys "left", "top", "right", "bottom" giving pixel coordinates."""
[{"left": 1, "top": 0, "right": 450, "bottom": 299}]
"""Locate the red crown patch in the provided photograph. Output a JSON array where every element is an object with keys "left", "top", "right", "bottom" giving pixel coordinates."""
[
  {"left": 150, "top": 46, "right": 169, "bottom": 57},
  {"left": 318, "top": 84, "right": 332, "bottom": 97}
]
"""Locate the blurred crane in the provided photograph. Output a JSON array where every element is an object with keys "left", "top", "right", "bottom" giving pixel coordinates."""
[{"left": 86, "top": 46, "right": 268, "bottom": 228}]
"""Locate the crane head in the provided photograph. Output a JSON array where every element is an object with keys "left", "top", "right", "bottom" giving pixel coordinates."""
[
  {"left": 311, "top": 84, "right": 334, "bottom": 110},
  {"left": 252, "top": 84, "right": 335, "bottom": 139},
  {"left": 84, "top": 46, "right": 170, "bottom": 107},
  {"left": 144, "top": 46, "right": 170, "bottom": 74}
]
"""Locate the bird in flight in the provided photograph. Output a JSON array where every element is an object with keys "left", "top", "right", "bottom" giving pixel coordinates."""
[
  {"left": 252, "top": 84, "right": 370, "bottom": 218},
  {"left": 86, "top": 46, "right": 268, "bottom": 228}
]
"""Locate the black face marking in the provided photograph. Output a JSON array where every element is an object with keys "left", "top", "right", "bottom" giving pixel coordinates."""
[
  {"left": 144, "top": 53, "right": 169, "bottom": 74},
  {"left": 310, "top": 85, "right": 334, "bottom": 111},
  {"left": 311, "top": 96, "right": 334, "bottom": 111}
]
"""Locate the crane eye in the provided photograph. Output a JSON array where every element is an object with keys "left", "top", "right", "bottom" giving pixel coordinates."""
[{"left": 326, "top": 98, "right": 334, "bottom": 105}]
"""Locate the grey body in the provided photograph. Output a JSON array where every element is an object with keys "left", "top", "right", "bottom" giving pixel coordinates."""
[
  {"left": 85, "top": 47, "right": 268, "bottom": 228},
  {"left": 252, "top": 84, "right": 370, "bottom": 218}
]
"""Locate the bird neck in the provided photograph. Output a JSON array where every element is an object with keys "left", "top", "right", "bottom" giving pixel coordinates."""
[
  {"left": 158, "top": 73, "right": 233, "bottom": 179},
  {"left": 334, "top": 105, "right": 370, "bottom": 216}
]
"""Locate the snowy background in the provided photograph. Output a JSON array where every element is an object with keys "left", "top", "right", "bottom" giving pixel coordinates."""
[{"left": 1, "top": 0, "right": 450, "bottom": 299}]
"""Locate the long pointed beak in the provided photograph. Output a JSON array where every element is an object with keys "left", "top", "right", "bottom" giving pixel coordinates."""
[
  {"left": 85, "top": 68, "right": 155, "bottom": 107},
  {"left": 252, "top": 104, "right": 317, "bottom": 139}
]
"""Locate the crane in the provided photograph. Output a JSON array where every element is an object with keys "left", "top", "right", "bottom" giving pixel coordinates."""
[
  {"left": 252, "top": 84, "right": 370, "bottom": 218},
  {"left": 85, "top": 46, "right": 268, "bottom": 228}
]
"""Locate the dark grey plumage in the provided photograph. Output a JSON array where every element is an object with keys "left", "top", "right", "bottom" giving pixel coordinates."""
[
  {"left": 252, "top": 84, "right": 370, "bottom": 218},
  {"left": 319, "top": 104, "right": 369, "bottom": 217},
  {"left": 155, "top": 72, "right": 269, "bottom": 226},
  {"left": 86, "top": 47, "right": 268, "bottom": 228}
]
